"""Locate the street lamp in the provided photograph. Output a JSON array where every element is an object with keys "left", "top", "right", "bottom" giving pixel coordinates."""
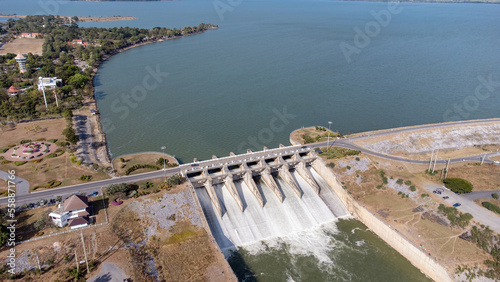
[
  {"left": 161, "top": 146, "right": 167, "bottom": 181},
  {"left": 326, "top": 121, "right": 332, "bottom": 152}
]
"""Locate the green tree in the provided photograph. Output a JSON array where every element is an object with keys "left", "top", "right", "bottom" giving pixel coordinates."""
[
  {"left": 68, "top": 73, "right": 90, "bottom": 89},
  {"left": 0, "top": 224, "right": 8, "bottom": 246},
  {"left": 62, "top": 126, "right": 79, "bottom": 144}
]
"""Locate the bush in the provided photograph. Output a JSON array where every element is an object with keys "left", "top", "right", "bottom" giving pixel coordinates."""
[
  {"left": 106, "top": 183, "right": 130, "bottom": 195},
  {"left": 482, "top": 202, "right": 500, "bottom": 214},
  {"left": 492, "top": 193, "right": 499, "bottom": 200},
  {"left": 47, "top": 139, "right": 58, "bottom": 143},
  {"left": 327, "top": 162, "right": 335, "bottom": 168},
  {"left": 355, "top": 157, "right": 360, "bottom": 161},
  {"left": 167, "top": 174, "right": 182, "bottom": 186},
  {"left": 396, "top": 179, "right": 404, "bottom": 185},
  {"left": 0, "top": 148, "right": 9, "bottom": 153},
  {"left": 55, "top": 141, "right": 69, "bottom": 147},
  {"left": 383, "top": 177, "right": 388, "bottom": 184},
  {"left": 79, "top": 175, "right": 91, "bottom": 181},
  {"left": 120, "top": 157, "right": 125, "bottom": 163},
  {"left": 14, "top": 161, "right": 27, "bottom": 166},
  {"left": 346, "top": 165, "right": 351, "bottom": 170},
  {"left": 45, "top": 153, "right": 58, "bottom": 159},
  {"left": 443, "top": 178, "right": 473, "bottom": 194},
  {"left": 405, "top": 180, "right": 412, "bottom": 186},
  {"left": 76, "top": 160, "right": 82, "bottom": 166},
  {"left": 20, "top": 139, "right": 32, "bottom": 144},
  {"left": 125, "top": 164, "right": 160, "bottom": 175},
  {"left": 437, "top": 204, "right": 473, "bottom": 228},
  {"left": 410, "top": 185, "right": 416, "bottom": 192},
  {"left": 421, "top": 193, "right": 429, "bottom": 198}
]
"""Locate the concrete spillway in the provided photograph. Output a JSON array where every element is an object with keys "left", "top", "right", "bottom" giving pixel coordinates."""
[
  {"left": 194, "top": 166, "right": 350, "bottom": 249},
  {"left": 278, "top": 157, "right": 302, "bottom": 198},
  {"left": 261, "top": 167, "right": 284, "bottom": 202}
]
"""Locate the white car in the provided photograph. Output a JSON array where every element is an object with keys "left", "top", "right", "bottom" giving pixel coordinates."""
[{"left": 494, "top": 161, "right": 500, "bottom": 164}]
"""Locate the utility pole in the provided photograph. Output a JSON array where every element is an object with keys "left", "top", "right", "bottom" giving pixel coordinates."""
[
  {"left": 54, "top": 90, "right": 59, "bottom": 107},
  {"left": 74, "top": 247, "right": 79, "bottom": 271},
  {"left": 428, "top": 150, "right": 434, "bottom": 172},
  {"left": 34, "top": 249, "right": 41, "bottom": 271},
  {"left": 40, "top": 77, "right": 49, "bottom": 111},
  {"left": 80, "top": 229, "right": 90, "bottom": 273},
  {"left": 432, "top": 150, "right": 439, "bottom": 173},
  {"left": 161, "top": 146, "right": 167, "bottom": 182},
  {"left": 326, "top": 121, "right": 332, "bottom": 152},
  {"left": 444, "top": 158, "right": 450, "bottom": 179}
]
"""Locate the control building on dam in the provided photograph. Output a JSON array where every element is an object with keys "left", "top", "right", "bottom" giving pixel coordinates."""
[{"left": 183, "top": 145, "right": 350, "bottom": 249}]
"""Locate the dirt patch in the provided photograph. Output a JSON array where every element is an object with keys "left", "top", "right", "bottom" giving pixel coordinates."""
[
  {"left": 110, "top": 187, "right": 235, "bottom": 281},
  {"left": 0, "top": 37, "right": 44, "bottom": 55}
]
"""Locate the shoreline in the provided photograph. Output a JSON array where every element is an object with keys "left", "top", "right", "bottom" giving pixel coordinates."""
[
  {"left": 0, "top": 15, "right": 138, "bottom": 22},
  {"left": 89, "top": 27, "right": 217, "bottom": 171}
]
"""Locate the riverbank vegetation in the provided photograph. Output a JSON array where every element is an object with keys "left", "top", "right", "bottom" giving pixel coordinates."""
[{"left": 0, "top": 15, "right": 217, "bottom": 121}]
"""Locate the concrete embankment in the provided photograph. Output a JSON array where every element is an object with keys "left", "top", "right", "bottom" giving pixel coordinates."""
[{"left": 312, "top": 159, "right": 453, "bottom": 282}]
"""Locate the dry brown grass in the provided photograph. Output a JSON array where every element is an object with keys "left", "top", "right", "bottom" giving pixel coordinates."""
[
  {"left": 0, "top": 118, "right": 66, "bottom": 148},
  {"left": 290, "top": 126, "right": 338, "bottom": 145},
  {"left": 446, "top": 163, "right": 500, "bottom": 191},
  {"left": 0, "top": 151, "right": 110, "bottom": 193},
  {"left": 324, "top": 153, "right": 493, "bottom": 274},
  {"left": 0, "top": 37, "right": 44, "bottom": 55},
  {"left": 112, "top": 152, "right": 178, "bottom": 176}
]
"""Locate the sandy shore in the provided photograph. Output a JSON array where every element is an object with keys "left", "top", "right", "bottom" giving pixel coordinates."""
[{"left": 0, "top": 15, "right": 137, "bottom": 22}]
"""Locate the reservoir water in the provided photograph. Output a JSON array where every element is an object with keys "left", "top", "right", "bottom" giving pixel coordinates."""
[
  {"left": 4, "top": 0, "right": 499, "bottom": 163},
  {"left": 3, "top": 0, "right": 498, "bottom": 280}
]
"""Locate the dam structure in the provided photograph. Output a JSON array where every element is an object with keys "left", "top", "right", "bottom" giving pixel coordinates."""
[{"left": 184, "top": 145, "right": 350, "bottom": 250}]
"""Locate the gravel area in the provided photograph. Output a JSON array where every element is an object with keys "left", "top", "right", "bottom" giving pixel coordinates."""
[
  {"left": 386, "top": 178, "right": 418, "bottom": 199},
  {"left": 128, "top": 189, "right": 204, "bottom": 240},
  {"left": 362, "top": 124, "right": 500, "bottom": 154},
  {"left": 7, "top": 250, "right": 35, "bottom": 273},
  {"left": 337, "top": 158, "right": 370, "bottom": 176}
]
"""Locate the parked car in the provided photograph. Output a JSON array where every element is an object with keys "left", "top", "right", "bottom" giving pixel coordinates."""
[
  {"left": 91, "top": 191, "right": 99, "bottom": 197},
  {"left": 453, "top": 203, "right": 461, "bottom": 207},
  {"left": 442, "top": 196, "right": 449, "bottom": 199}
]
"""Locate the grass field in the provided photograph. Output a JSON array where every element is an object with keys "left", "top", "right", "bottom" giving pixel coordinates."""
[{"left": 0, "top": 37, "right": 44, "bottom": 55}]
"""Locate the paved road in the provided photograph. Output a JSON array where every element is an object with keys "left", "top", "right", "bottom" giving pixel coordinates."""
[
  {"left": 425, "top": 184, "right": 500, "bottom": 234},
  {"left": 0, "top": 167, "right": 182, "bottom": 206},
  {"left": 1, "top": 118, "right": 499, "bottom": 206},
  {"left": 74, "top": 114, "right": 97, "bottom": 165},
  {"left": 87, "top": 262, "right": 127, "bottom": 282},
  {"left": 461, "top": 190, "right": 500, "bottom": 201},
  {"left": 0, "top": 170, "right": 29, "bottom": 196}
]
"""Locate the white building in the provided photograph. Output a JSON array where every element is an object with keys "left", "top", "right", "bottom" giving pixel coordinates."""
[
  {"left": 49, "top": 195, "right": 90, "bottom": 229},
  {"left": 38, "top": 77, "right": 62, "bottom": 91}
]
